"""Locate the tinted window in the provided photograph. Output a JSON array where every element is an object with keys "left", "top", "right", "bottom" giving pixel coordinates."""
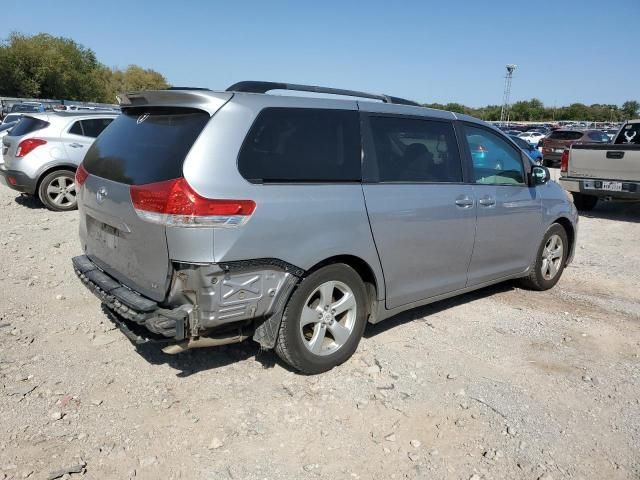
[
  {"left": 548, "top": 131, "right": 583, "bottom": 141},
  {"left": 587, "top": 131, "right": 610, "bottom": 142},
  {"left": 81, "top": 118, "right": 114, "bottom": 138},
  {"left": 9, "top": 116, "right": 49, "bottom": 137},
  {"left": 615, "top": 123, "right": 640, "bottom": 144},
  {"left": 464, "top": 125, "right": 525, "bottom": 185},
  {"left": 69, "top": 121, "right": 83, "bottom": 136},
  {"left": 367, "top": 116, "right": 462, "bottom": 183},
  {"left": 238, "top": 108, "right": 360, "bottom": 182},
  {"left": 83, "top": 107, "right": 210, "bottom": 185}
]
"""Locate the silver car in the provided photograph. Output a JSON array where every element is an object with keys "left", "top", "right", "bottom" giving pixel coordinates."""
[
  {"left": 1, "top": 111, "right": 117, "bottom": 211},
  {"left": 72, "top": 82, "right": 578, "bottom": 374}
]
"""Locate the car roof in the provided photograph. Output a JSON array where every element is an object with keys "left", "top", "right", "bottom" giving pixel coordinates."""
[{"left": 117, "top": 84, "right": 492, "bottom": 128}]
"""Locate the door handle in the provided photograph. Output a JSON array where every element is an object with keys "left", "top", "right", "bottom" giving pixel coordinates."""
[
  {"left": 69, "top": 143, "right": 84, "bottom": 148},
  {"left": 455, "top": 196, "right": 474, "bottom": 208},
  {"left": 478, "top": 196, "right": 496, "bottom": 207},
  {"left": 606, "top": 151, "right": 624, "bottom": 159}
]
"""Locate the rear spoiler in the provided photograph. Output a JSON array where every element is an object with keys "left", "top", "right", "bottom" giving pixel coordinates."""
[{"left": 116, "top": 90, "right": 233, "bottom": 116}]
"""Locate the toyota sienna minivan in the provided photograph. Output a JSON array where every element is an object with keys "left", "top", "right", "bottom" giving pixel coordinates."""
[{"left": 72, "top": 82, "right": 578, "bottom": 374}]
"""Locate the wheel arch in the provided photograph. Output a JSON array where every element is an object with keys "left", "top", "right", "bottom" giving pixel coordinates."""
[
  {"left": 35, "top": 163, "right": 77, "bottom": 194},
  {"left": 552, "top": 216, "right": 576, "bottom": 264},
  {"left": 305, "top": 255, "right": 381, "bottom": 322}
]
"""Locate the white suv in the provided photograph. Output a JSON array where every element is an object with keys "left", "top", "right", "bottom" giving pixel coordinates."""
[{"left": 0, "top": 111, "right": 117, "bottom": 210}]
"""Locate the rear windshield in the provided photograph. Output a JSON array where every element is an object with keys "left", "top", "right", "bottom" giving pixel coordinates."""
[
  {"left": 9, "top": 116, "right": 49, "bottom": 137},
  {"left": 615, "top": 123, "right": 640, "bottom": 145},
  {"left": 83, "top": 107, "right": 210, "bottom": 185},
  {"left": 548, "top": 131, "right": 583, "bottom": 141}
]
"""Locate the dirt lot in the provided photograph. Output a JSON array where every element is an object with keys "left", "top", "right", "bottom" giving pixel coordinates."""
[{"left": 0, "top": 184, "right": 638, "bottom": 480}]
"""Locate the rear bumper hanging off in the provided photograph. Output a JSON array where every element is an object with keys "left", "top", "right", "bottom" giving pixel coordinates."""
[
  {"left": 72, "top": 255, "right": 305, "bottom": 350},
  {"left": 72, "top": 255, "right": 187, "bottom": 341}
]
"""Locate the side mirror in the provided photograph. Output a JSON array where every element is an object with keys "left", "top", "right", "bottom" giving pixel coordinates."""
[{"left": 531, "top": 165, "right": 550, "bottom": 186}]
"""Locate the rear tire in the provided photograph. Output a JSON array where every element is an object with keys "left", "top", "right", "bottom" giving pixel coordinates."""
[
  {"left": 520, "top": 223, "right": 568, "bottom": 291},
  {"left": 275, "top": 264, "right": 368, "bottom": 374},
  {"left": 38, "top": 169, "right": 78, "bottom": 211},
  {"left": 572, "top": 193, "right": 597, "bottom": 211}
]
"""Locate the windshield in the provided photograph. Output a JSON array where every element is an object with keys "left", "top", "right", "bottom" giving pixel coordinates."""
[
  {"left": 3, "top": 114, "right": 21, "bottom": 124},
  {"left": 11, "top": 104, "right": 41, "bottom": 113},
  {"left": 586, "top": 131, "right": 610, "bottom": 142}
]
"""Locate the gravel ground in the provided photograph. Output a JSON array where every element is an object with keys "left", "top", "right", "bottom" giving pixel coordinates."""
[{"left": 0, "top": 184, "right": 638, "bottom": 480}]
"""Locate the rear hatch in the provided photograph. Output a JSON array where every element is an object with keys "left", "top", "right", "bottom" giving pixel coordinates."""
[
  {"left": 78, "top": 92, "right": 231, "bottom": 301},
  {"left": 542, "top": 130, "right": 584, "bottom": 153},
  {"left": 569, "top": 144, "right": 640, "bottom": 182},
  {"left": 2, "top": 115, "right": 50, "bottom": 167},
  {"left": 567, "top": 123, "right": 640, "bottom": 181}
]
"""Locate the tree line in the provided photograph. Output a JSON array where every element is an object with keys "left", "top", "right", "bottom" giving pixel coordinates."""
[
  {"left": 0, "top": 33, "right": 169, "bottom": 103},
  {"left": 424, "top": 99, "right": 639, "bottom": 123},
  {"left": 1, "top": 32, "right": 638, "bottom": 121}
]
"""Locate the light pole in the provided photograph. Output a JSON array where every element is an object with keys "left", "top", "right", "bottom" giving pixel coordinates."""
[{"left": 500, "top": 64, "right": 517, "bottom": 126}]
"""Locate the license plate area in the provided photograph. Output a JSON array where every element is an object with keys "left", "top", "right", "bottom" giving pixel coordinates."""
[
  {"left": 600, "top": 181, "right": 623, "bottom": 192},
  {"left": 87, "top": 216, "right": 120, "bottom": 250}
]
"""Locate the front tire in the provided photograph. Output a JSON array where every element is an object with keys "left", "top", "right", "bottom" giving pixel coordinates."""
[
  {"left": 275, "top": 264, "right": 368, "bottom": 374},
  {"left": 520, "top": 223, "right": 568, "bottom": 291},
  {"left": 572, "top": 193, "right": 597, "bottom": 211},
  {"left": 38, "top": 170, "right": 78, "bottom": 211}
]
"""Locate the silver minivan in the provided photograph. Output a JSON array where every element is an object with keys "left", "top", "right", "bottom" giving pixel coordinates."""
[{"left": 72, "top": 82, "right": 578, "bottom": 373}]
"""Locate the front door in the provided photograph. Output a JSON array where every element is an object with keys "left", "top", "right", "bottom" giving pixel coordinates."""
[
  {"left": 361, "top": 113, "right": 477, "bottom": 309},
  {"left": 461, "top": 123, "right": 542, "bottom": 285}
]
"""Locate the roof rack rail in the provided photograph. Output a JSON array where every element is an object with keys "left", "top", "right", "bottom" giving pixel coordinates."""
[
  {"left": 226, "top": 81, "right": 420, "bottom": 107},
  {"left": 166, "top": 87, "right": 212, "bottom": 91}
]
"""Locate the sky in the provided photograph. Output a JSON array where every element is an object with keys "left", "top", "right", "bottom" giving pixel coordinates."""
[{"left": 2, "top": 0, "right": 639, "bottom": 107}]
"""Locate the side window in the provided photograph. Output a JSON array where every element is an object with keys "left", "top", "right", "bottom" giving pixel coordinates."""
[
  {"left": 238, "top": 108, "right": 360, "bottom": 183},
  {"left": 81, "top": 118, "right": 114, "bottom": 138},
  {"left": 367, "top": 116, "right": 462, "bottom": 183},
  {"left": 463, "top": 125, "right": 525, "bottom": 185},
  {"left": 69, "top": 121, "right": 84, "bottom": 136}
]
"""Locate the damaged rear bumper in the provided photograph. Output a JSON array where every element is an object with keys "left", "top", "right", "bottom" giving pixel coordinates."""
[
  {"left": 73, "top": 255, "right": 188, "bottom": 342},
  {"left": 72, "top": 255, "right": 303, "bottom": 350}
]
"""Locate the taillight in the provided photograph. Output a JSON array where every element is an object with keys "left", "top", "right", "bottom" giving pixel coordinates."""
[
  {"left": 75, "top": 163, "right": 89, "bottom": 187},
  {"left": 560, "top": 149, "right": 569, "bottom": 173},
  {"left": 130, "top": 177, "right": 255, "bottom": 228},
  {"left": 16, "top": 138, "right": 46, "bottom": 157}
]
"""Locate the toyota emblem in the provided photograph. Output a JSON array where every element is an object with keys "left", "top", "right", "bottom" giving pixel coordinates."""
[{"left": 96, "top": 186, "right": 108, "bottom": 204}]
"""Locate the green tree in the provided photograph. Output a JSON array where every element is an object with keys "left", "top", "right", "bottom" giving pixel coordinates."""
[
  {"left": 100, "top": 65, "right": 170, "bottom": 102},
  {"left": 0, "top": 32, "right": 170, "bottom": 103},
  {"left": 621, "top": 101, "right": 640, "bottom": 120},
  {"left": 0, "top": 32, "right": 108, "bottom": 101}
]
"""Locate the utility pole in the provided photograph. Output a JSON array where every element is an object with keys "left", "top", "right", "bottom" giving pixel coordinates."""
[{"left": 500, "top": 64, "right": 517, "bottom": 126}]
